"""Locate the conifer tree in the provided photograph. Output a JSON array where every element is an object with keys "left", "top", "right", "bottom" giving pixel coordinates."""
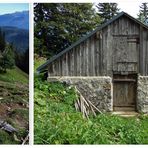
[
  {"left": 138, "top": 3, "right": 148, "bottom": 25},
  {"left": 34, "top": 3, "right": 100, "bottom": 57},
  {"left": 0, "top": 41, "right": 15, "bottom": 72},
  {"left": 96, "top": 3, "right": 120, "bottom": 23},
  {"left": 0, "top": 28, "right": 5, "bottom": 52}
]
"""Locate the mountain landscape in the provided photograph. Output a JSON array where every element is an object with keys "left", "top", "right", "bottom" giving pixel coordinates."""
[
  {"left": 0, "top": 11, "right": 29, "bottom": 52},
  {"left": 1, "top": 26, "right": 29, "bottom": 52},
  {"left": 0, "top": 10, "right": 29, "bottom": 144},
  {"left": 0, "top": 11, "right": 29, "bottom": 30}
]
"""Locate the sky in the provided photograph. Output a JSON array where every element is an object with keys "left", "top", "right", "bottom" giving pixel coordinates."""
[
  {"left": 117, "top": 2, "right": 142, "bottom": 17},
  {"left": 0, "top": 1, "right": 143, "bottom": 18},
  {"left": 93, "top": 1, "right": 143, "bottom": 18},
  {"left": 0, "top": 3, "right": 29, "bottom": 15}
]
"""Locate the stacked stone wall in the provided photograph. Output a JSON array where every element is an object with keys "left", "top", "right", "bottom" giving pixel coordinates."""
[
  {"left": 137, "top": 76, "right": 148, "bottom": 113},
  {"left": 48, "top": 77, "right": 113, "bottom": 112},
  {"left": 48, "top": 76, "right": 148, "bottom": 113}
]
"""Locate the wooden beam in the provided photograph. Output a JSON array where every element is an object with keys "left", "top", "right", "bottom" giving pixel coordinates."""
[{"left": 113, "top": 79, "right": 136, "bottom": 82}]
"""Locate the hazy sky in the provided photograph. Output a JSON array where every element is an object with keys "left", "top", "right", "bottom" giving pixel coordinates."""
[
  {"left": 94, "top": 1, "right": 142, "bottom": 18},
  {"left": 0, "top": 3, "right": 29, "bottom": 15},
  {"left": 0, "top": 2, "right": 143, "bottom": 18},
  {"left": 117, "top": 2, "right": 141, "bottom": 17}
]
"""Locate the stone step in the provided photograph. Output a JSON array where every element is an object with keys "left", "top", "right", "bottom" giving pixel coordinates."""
[
  {"left": 112, "top": 111, "right": 139, "bottom": 117},
  {"left": 113, "top": 107, "right": 135, "bottom": 111}
]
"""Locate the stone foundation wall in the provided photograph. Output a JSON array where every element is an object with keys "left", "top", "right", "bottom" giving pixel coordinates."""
[
  {"left": 137, "top": 76, "right": 148, "bottom": 113},
  {"left": 48, "top": 77, "right": 113, "bottom": 112}
]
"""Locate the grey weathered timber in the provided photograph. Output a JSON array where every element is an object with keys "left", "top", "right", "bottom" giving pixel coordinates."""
[
  {"left": 37, "top": 12, "right": 148, "bottom": 77},
  {"left": 37, "top": 12, "right": 148, "bottom": 72},
  {"left": 37, "top": 11, "right": 148, "bottom": 113},
  {"left": 113, "top": 74, "right": 137, "bottom": 110}
]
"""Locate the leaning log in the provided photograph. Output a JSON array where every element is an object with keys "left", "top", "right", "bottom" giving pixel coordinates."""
[
  {"left": 74, "top": 86, "right": 102, "bottom": 118},
  {"left": 0, "top": 119, "right": 17, "bottom": 133}
]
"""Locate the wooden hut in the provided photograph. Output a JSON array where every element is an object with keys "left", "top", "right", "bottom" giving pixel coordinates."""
[{"left": 37, "top": 12, "right": 148, "bottom": 112}]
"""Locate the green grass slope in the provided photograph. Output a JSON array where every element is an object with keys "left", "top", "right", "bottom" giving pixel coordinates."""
[
  {"left": 0, "top": 66, "right": 28, "bottom": 84},
  {"left": 0, "top": 67, "right": 29, "bottom": 144}
]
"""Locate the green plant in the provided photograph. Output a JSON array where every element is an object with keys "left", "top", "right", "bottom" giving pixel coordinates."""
[{"left": 34, "top": 75, "right": 148, "bottom": 144}]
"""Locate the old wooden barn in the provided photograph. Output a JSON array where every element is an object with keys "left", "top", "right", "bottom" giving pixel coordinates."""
[{"left": 37, "top": 12, "right": 148, "bottom": 113}]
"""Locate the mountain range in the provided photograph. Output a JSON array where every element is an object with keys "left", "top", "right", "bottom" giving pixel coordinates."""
[
  {"left": 0, "top": 11, "right": 29, "bottom": 52},
  {"left": 1, "top": 26, "right": 29, "bottom": 52},
  {"left": 0, "top": 11, "right": 29, "bottom": 30}
]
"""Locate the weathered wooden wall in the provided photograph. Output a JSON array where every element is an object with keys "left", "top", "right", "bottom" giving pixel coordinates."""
[{"left": 48, "top": 16, "right": 148, "bottom": 76}]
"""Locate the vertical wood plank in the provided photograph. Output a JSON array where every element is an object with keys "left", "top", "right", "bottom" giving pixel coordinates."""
[
  {"left": 86, "top": 39, "right": 89, "bottom": 76},
  {"left": 91, "top": 36, "right": 95, "bottom": 76},
  {"left": 71, "top": 49, "right": 74, "bottom": 76},
  {"left": 83, "top": 41, "right": 87, "bottom": 76},
  {"left": 65, "top": 52, "right": 68, "bottom": 76}
]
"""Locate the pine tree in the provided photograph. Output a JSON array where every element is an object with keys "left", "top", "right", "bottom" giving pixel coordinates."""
[
  {"left": 2, "top": 44, "right": 15, "bottom": 72},
  {"left": 138, "top": 3, "right": 148, "bottom": 25},
  {"left": 34, "top": 3, "right": 100, "bottom": 57},
  {"left": 96, "top": 3, "right": 120, "bottom": 23},
  {"left": 0, "top": 44, "right": 15, "bottom": 72},
  {"left": 0, "top": 28, "right": 15, "bottom": 72},
  {"left": 0, "top": 28, "right": 5, "bottom": 52},
  {"left": 23, "top": 48, "right": 29, "bottom": 74}
]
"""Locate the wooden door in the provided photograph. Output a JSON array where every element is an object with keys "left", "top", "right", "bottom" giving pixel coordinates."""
[
  {"left": 112, "top": 36, "right": 139, "bottom": 73},
  {"left": 113, "top": 75, "right": 137, "bottom": 111}
]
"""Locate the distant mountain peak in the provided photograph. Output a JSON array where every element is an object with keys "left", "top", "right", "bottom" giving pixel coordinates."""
[
  {"left": 1, "top": 10, "right": 28, "bottom": 15},
  {"left": 0, "top": 11, "right": 29, "bottom": 30}
]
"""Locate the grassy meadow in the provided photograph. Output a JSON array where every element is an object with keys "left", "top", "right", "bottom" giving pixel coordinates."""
[{"left": 0, "top": 66, "right": 29, "bottom": 144}]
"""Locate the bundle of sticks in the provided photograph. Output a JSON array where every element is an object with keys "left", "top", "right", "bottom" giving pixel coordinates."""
[{"left": 74, "top": 86, "right": 102, "bottom": 119}]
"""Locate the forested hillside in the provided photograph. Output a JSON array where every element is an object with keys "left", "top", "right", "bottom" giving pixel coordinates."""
[
  {"left": 0, "top": 10, "right": 29, "bottom": 74},
  {"left": 0, "top": 10, "right": 29, "bottom": 144},
  {"left": 1, "top": 26, "right": 29, "bottom": 52}
]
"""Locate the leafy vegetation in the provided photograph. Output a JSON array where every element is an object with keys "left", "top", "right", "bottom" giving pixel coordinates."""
[
  {"left": 34, "top": 74, "right": 148, "bottom": 144},
  {"left": 34, "top": 54, "right": 46, "bottom": 71},
  {"left": 0, "top": 129, "right": 17, "bottom": 144}
]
